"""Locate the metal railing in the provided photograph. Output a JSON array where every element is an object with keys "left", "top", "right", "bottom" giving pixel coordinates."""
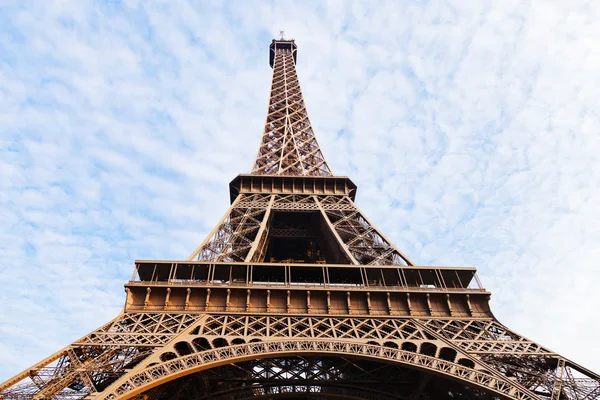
[{"left": 127, "top": 279, "right": 487, "bottom": 293}]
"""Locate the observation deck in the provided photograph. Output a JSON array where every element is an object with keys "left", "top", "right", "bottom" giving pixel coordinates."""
[{"left": 124, "top": 260, "right": 492, "bottom": 318}]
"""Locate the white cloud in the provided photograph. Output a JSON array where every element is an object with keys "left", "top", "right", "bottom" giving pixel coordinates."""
[{"left": 0, "top": 0, "right": 599, "bottom": 381}]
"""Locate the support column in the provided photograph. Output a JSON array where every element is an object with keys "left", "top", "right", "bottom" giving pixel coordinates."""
[
  {"left": 314, "top": 196, "right": 360, "bottom": 265},
  {"left": 245, "top": 195, "right": 276, "bottom": 262}
]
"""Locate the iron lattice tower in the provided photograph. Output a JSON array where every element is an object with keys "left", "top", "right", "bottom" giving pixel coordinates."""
[{"left": 2, "top": 38, "right": 599, "bottom": 400}]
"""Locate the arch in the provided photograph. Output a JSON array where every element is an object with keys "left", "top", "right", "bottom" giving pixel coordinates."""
[
  {"left": 438, "top": 347, "right": 457, "bottom": 363},
  {"left": 383, "top": 341, "right": 398, "bottom": 349},
  {"left": 174, "top": 341, "right": 193, "bottom": 356},
  {"left": 192, "top": 337, "right": 211, "bottom": 352},
  {"left": 99, "top": 340, "right": 537, "bottom": 400},
  {"left": 401, "top": 342, "right": 417, "bottom": 353},
  {"left": 231, "top": 338, "right": 246, "bottom": 345},
  {"left": 420, "top": 342, "right": 437, "bottom": 357}
]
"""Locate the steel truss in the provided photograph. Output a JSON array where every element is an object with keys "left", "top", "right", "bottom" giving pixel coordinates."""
[
  {"left": 2, "top": 38, "right": 598, "bottom": 400},
  {"left": 2, "top": 312, "right": 599, "bottom": 400},
  {"left": 131, "top": 356, "right": 503, "bottom": 400},
  {"left": 188, "top": 194, "right": 412, "bottom": 266},
  {"left": 252, "top": 43, "right": 331, "bottom": 176}
]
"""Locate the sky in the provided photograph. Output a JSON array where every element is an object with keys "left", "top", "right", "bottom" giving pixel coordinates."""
[{"left": 1, "top": 0, "right": 599, "bottom": 381}]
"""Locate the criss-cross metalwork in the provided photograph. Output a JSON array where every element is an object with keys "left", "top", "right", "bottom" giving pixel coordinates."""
[
  {"left": 1, "top": 38, "right": 598, "bottom": 400},
  {"left": 187, "top": 194, "right": 413, "bottom": 265},
  {"left": 251, "top": 40, "right": 331, "bottom": 176}
]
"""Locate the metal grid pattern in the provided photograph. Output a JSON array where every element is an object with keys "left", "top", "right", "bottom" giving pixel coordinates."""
[
  {"left": 99, "top": 340, "right": 539, "bottom": 400},
  {"left": 187, "top": 194, "right": 412, "bottom": 265},
  {"left": 0, "top": 313, "right": 204, "bottom": 400},
  {"left": 2, "top": 313, "right": 598, "bottom": 400},
  {"left": 251, "top": 44, "right": 331, "bottom": 176}
]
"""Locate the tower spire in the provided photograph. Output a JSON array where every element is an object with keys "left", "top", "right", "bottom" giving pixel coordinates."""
[{"left": 251, "top": 39, "right": 332, "bottom": 176}]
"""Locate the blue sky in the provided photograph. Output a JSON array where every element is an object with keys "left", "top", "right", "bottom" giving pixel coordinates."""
[{"left": 1, "top": 0, "right": 599, "bottom": 380}]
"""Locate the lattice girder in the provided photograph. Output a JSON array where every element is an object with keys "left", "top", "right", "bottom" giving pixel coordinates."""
[
  {"left": 91, "top": 339, "right": 539, "bottom": 400},
  {"left": 252, "top": 42, "right": 331, "bottom": 177},
  {"left": 0, "top": 313, "right": 204, "bottom": 400},
  {"left": 188, "top": 194, "right": 413, "bottom": 266},
  {"left": 134, "top": 356, "right": 504, "bottom": 400},
  {"left": 2, "top": 313, "right": 599, "bottom": 400}
]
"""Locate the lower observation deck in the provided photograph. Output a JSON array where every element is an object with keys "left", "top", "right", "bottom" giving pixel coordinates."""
[{"left": 125, "top": 261, "right": 492, "bottom": 318}]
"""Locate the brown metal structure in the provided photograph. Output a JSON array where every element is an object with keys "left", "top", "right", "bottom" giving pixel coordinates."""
[{"left": 1, "top": 38, "right": 598, "bottom": 400}]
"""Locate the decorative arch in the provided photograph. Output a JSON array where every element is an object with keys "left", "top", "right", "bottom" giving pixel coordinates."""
[
  {"left": 174, "top": 341, "right": 193, "bottom": 356},
  {"left": 158, "top": 352, "right": 176, "bottom": 362},
  {"left": 99, "top": 340, "right": 537, "bottom": 400},
  {"left": 439, "top": 347, "right": 457, "bottom": 362},
  {"left": 192, "top": 337, "right": 211, "bottom": 352},
  {"left": 420, "top": 342, "right": 437, "bottom": 357}
]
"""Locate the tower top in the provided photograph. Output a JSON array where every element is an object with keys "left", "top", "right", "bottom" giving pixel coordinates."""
[
  {"left": 269, "top": 38, "right": 297, "bottom": 67},
  {"left": 254, "top": 38, "right": 331, "bottom": 176}
]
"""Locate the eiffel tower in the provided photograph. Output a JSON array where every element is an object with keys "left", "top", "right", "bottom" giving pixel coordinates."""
[{"left": 2, "top": 38, "right": 599, "bottom": 400}]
